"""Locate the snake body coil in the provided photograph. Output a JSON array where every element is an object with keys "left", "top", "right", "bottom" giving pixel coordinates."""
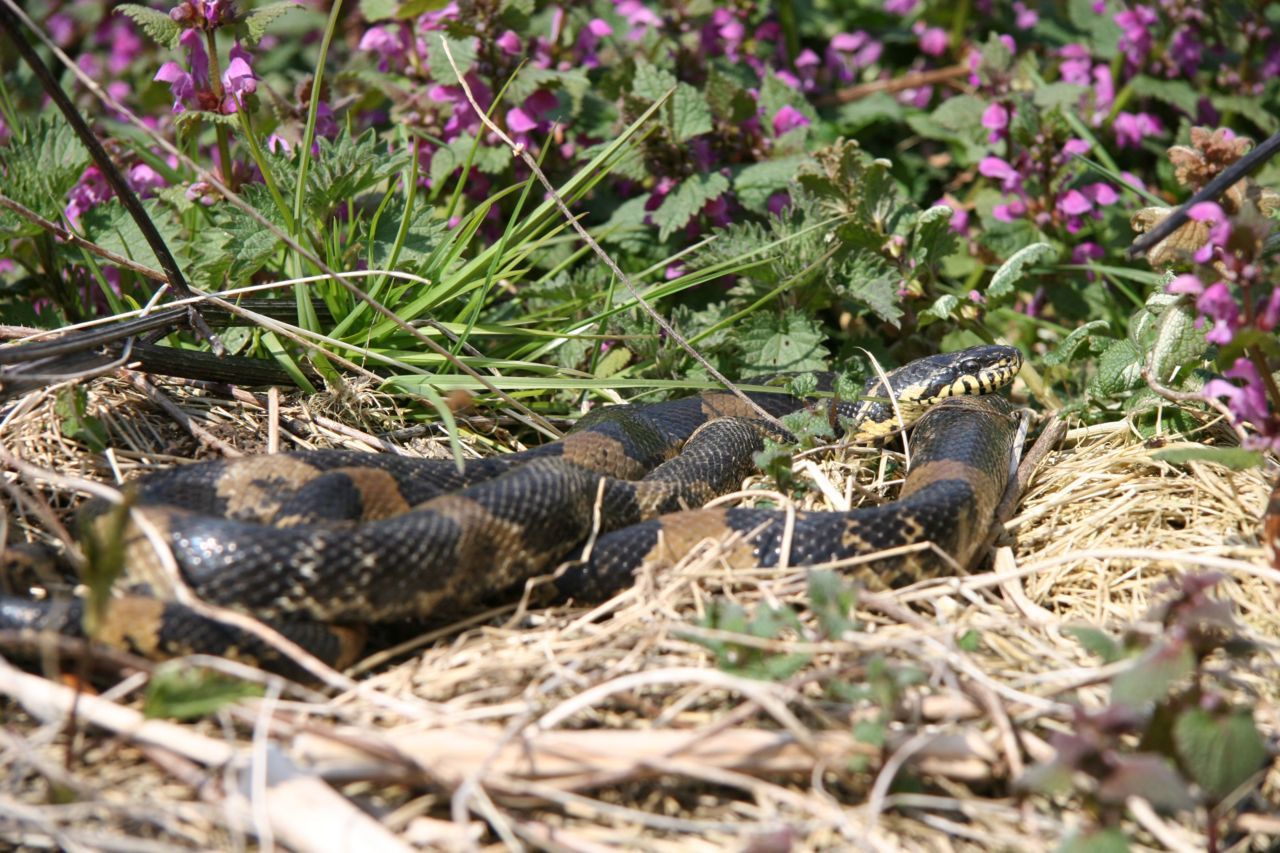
[{"left": 0, "top": 345, "right": 1022, "bottom": 677}]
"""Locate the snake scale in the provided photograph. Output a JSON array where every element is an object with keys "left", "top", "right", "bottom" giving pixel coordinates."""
[{"left": 0, "top": 345, "right": 1022, "bottom": 678}]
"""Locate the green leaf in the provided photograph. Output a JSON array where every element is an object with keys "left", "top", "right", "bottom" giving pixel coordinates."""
[
  {"left": 651, "top": 172, "right": 729, "bottom": 241},
  {"left": 1124, "top": 75, "right": 1200, "bottom": 117},
  {"left": 737, "top": 310, "right": 829, "bottom": 373},
  {"left": 808, "top": 571, "right": 858, "bottom": 639},
  {"left": 705, "top": 68, "right": 757, "bottom": 123},
  {"left": 116, "top": 3, "right": 182, "bottom": 48},
  {"left": 55, "top": 386, "right": 108, "bottom": 452},
  {"left": 242, "top": 1, "right": 299, "bottom": 44},
  {"left": 1065, "top": 625, "right": 1123, "bottom": 664},
  {"left": 912, "top": 204, "right": 959, "bottom": 264},
  {"left": 1042, "top": 320, "right": 1110, "bottom": 367},
  {"left": 1087, "top": 339, "right": 1143, "bottom": 397},
  {"left": 359, "top": 0, "right": 397, "bottom": 20},
  {"left": 0, "top": 116, "right": 90, "bottom": 229},
  {"left": 369, "top": 195, "right": 447, "bottom": 271},
  {"left": 1057, "top": 828, "right": 1130, "bottom": 853},
  {"left": 987, "top": 242, "right": 1055, "bottom": 299},
  {"left": 929, "top": 95, "right": 989, "bottom": 136},
  {"left": 920, "top": 293, "right": 960, "bottom": 324},
  {"left": 144, "top": 666, "right": 264, "bottom": 720},
  {"left": 840, "top": 266, "right": 903, "bottom": 326},
  {"left": 427, "top": 34, "right": 476, "bottom": 83},
  {"left": 1152, "top": 446, "right": 1266, "bottom": 471},
  {"left": 632, "top": 60, "right": 677, "bottom": 101},
  {"left": 1032, "top": 82, "right": 1088, "bottom": 111},
  {"left": 1173, "top": 708, "right": 1267, "bottom": 800},
  {"left": 671, "top": 83, "right": 712, "bottom": 142},
  {"left": 302, "top": 128, "right": 409, "bottom": 220},
  {"left": 1110, "top": 637, "right": 1195, "bottom": 708},
  {"left": 733, "top": 157, "right": 803, "bottom": 212},
  {"left": 81, "top": 198, "right": 185, "bottom": 276},
  {"left": 1098, "top": 754, "right": 1194, "bottom": 811}
]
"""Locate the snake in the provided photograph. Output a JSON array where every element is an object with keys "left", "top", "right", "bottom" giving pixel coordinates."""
[{"left": 0, "top": 345, "right": 1022, "bottom": 678}]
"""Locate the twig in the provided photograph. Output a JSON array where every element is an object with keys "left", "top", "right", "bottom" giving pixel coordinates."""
[
  {"left": 0, "top": 195, "right": 168, "bottom": 283},
  {"left": 815, "top": 63, "right": 969, "bottom": 106},
  {"left": 1127, "top": 128, "right": 1280, "bottom": 258},
  {"left": 127, "top": 372, "right": 242, "bottom": 458},
  {"left": 437, "top": 38, "right": 786, "bottom": 430}
]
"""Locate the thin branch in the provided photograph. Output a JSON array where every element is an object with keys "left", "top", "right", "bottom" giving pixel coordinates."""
[
  {"left": 0, "top": 195, "right": 168, "bottom": 282},
  {"left": 1127, "top": 128, "right": 1280, "bottom": 258}
]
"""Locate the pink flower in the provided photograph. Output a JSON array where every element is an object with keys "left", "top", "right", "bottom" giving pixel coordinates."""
[
  {"left": 1168, "top": 274, "right": 1204, "bottom": 295},
  {"left": 1115, "top": 5, "right": 1158, "bottom": 65},
  {"left": 1058, "top": 189, "right": 1092, "bottom": 216},
  {"left": 772, "top": 104, "right": 810, "bottom": 135},
  {"left": 978, "top": 156, "right": 1021, "bottom": 192},
  {"left": 884, "top": 0, "right": 918, "bottom": 13},
  {"left": 1013, "top": 2, "right": 1038, "bottom": 28},
  {"left": 1204, "top": 359, "right": 1269, "bottom": 427},
  {"left": 359, "top": 24, "right": 409, "bottom": 72},
  {"left": 981, "top": 102, "right": 1009, "bottom": 142},
  {"left": 992, "top": 199, "right": 1027, "bottom": 222},
  {"left": 827, "top": 31, "right": 883, "bottom": 81},
  {"left": 1197, "top": 282, "right": 1240, "bottom": 344},
  {"left": 495, "top": 30, "right": 522, "bottom": 55},
  {"left": 913, "top": 22, "right": 949, "bottom": 57},
  {"left": 1113, "top": 111, "right": 1164, "bottom": 148},
  {"left": 1187, "top": 201, "right": 1230, "bottom": 263}
]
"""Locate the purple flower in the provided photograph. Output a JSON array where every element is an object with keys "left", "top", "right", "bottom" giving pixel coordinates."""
[
  {"left": 1062, "top": 138, "right": 1091, "bottom": 157},
  {"left": 1197, "top": 282, "right": 1240, "bottom": 344},
  {"left": 1115, "top": 5, "right": 1158, "bottom": 65},
  {"left": 913, "top": 22, "right": 949, "bottom": 57},
  {"left": 221, "top": 42, "right": 257, "bottom": 113},
  {"left": 827, "top": 31, "right": 883, "bottom": 81},
  {"left": 1204, "top": 359, "right": 1269, "bottom": 427},
  {"left": 1168, "top": 28, "right": 1203, "bottom": 77},
  {"left": 506, "top": 89, "right": 559, "bottom": 138},
  {"left": 978, "top": 156, "right": 1021, "bottom": 192},
  {"left": 1013, "top": 2, "right": 1038, "bottom": 28},
  {"left": 1168, "top": 274, "right": 1204, "bottom": 295},
  {"left": 767, "top": 191, "right": 792, "bottom": 215},
  {"left": 884, "top": 0, "right": 919, "bottom": 13},
  {"left": 992, "top": 198, "right": 1027, "bottom": 222},
  {"left": 1187, "top": 201, "right": 1230, "bottom": 263},
  {"left": 155, "top": 29, "right": 209, "bottom": 113},
  {"left": 1113, "top": 111, "right": 1164, "bottom": 148},
  {"left": 1058, "top": 189, "right": 1092, "bottom": 216},
  {"left": 495, "top": 30, "right": 522, "bottom": 55},
  {"left": 772, "top": 104, "right": 810, "bottom": 135},
  {"left": 981, "top": 102, "right": 1009, "bottom": 142},
  {"left": 615, "top": 0, "right": 661, "bottom": 40},
  {"left": 1260, "top": 287, "right": 1280, "bottom": 332},
  {"left": 358, "top": 24, "right": 409, "bottom": 73}
]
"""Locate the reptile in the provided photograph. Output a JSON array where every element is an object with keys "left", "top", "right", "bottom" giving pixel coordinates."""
[{"left": 0, "top": 345, "right": 1023, "bottom": 679}]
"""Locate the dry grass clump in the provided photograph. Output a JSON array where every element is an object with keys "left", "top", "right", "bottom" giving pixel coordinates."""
[{"left": 2, "top": 374, "right": 1278, "bottom": 851}]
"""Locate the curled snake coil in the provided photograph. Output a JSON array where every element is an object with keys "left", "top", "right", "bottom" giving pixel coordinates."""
[{"left": 0, "top": 345, "right": 1023, "bottom": 678}]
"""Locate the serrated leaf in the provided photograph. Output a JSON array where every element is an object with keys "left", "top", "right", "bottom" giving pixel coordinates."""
[
  {"left": 55, "top": 386, "right": 107, "bottom": 452},
  {"left": 1097, "top": 754, "right": 1194, "bottom": 811},
  {"left": 1110, "top": 637, "right": 1195, "bottom": 708},
  {"left": 427, "top": 34, "right": 476, "bottom": 83},
  {"left": 1065, "top": 625, "right": 1123, "bottom": 664},
  {"left": 242, "top": 1, "right": 300, "bottom": 44},
  {"left": 359, "top": 0, "right": 398, "bottom": 21},
  {"left": 1087, "top": 339, "right": 1143, "bottom": 397},
  {"left": 987, "top": 241, "right": 1055, "bottom": 299},
  {"left": 116, "top": 4, "right": 182, "bottom": 49},
  {"left": 737, "top": 310, "right": 829, "bottom": 373},
  {"left": 651, "top": 172, "right": 729, "bottom": 241},
  {"left": 593, "top": 346, "right": 632, "bottom": 378},
  {"left": 369, "top": 195, "right": 446, "bottom": 270},
  {"left": 0, "top": 115, "right": 91, "bottom": 225},
  {"left": 808, "top": 570, "right": 858, "bottom": 639},
  {"left": 1128, "top": 75, "right": 1205, "bottom": 116},
  {"left": 670, "top": 83, "right": 712, "bottom": 142},
  {"left": 912, "top": 205, "right": 959, "bottom": 264},
  {"left": 81, "top": 198, "right": 185, "bottom": 276},
  {"left": 930, "top": 95, "right": 989, "bottom": 135},
  {"left": 632, "top": 60, "right": 677, "bottom": 101},
  {"left": 174, "top": 110, "right": 240, "bottom": 134},
  {"left": 1173, "top": 708, "right": 1267, "bottom": 799},
  {"left": 1042, "top": 320, "right": 1110, "bottom": 367},
  {"left": 1150, "top": 298, "right": 1203, "bottom": 382},
  {"left": 1032, "top": 82, "right": 1087, "bottom": 110},
  {"left": 705, "top": 68, "right": 756, "bottom": 123},
  {"left": 920, "top": 293, "right": 960, "bottom": 324},
  {"left": 1152, "top": 446, "right": 1266, "bottom": 471},
  {"left": 145, "top": 666, "right": 264, "bottom": 720},
  {"left": 843, "top": 270, "right": 903, "bottom": 326},
  {"left": 1057, "top": 828, "right": 1130, "bottom": 853},
  {"left": 733, "top": 157, "right": 802, "bottom": 211},
  {"left": 199, "top": 184, "right": 285, "bottom": 284}
]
